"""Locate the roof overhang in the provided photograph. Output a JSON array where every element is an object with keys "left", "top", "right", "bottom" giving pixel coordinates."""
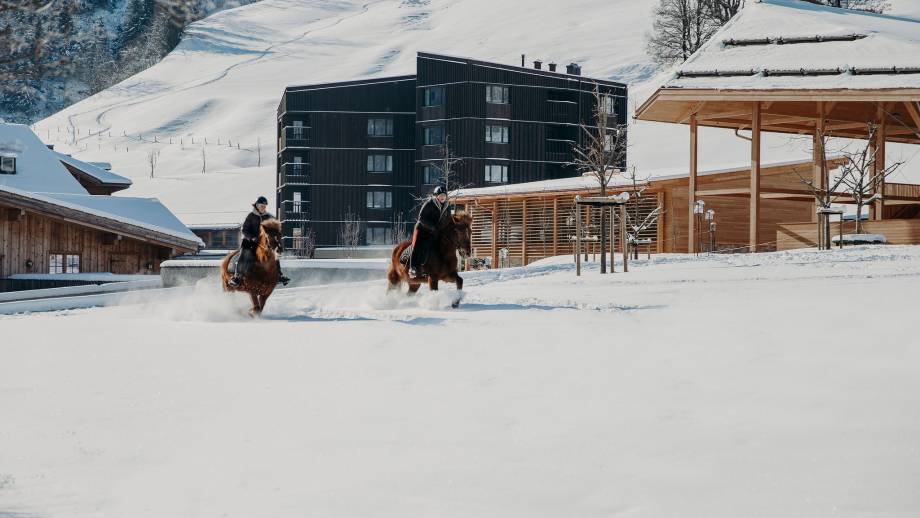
[
  {"left": 635, "top": 87, "right": 920, "bottom": 145},
  {"left": 0, "top": 189, "right": 200, "bottom": 253}
]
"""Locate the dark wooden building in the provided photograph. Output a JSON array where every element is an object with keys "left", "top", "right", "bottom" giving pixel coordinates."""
[{"left": 276, "top": 52, "right": 627, "bottom": 250}]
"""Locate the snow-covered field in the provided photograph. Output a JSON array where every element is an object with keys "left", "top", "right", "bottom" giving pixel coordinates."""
[{"left": 3, "top": 246, "right": 920, "bottom": 517}]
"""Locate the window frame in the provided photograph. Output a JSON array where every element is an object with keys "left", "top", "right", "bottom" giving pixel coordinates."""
[
  {"left": 423, "top": 125, "right": 445, "bottom": 146},
  {"left": 601, "top": 95, "right": 617, "bottom": 116},
  {"left": 366, "top": 226, "right": 389, "bottom": 245},
  {"left": 0, "top": 156, "right": 15, "bottom": 174},
  {"left": 423, "top": 86, "right": 444, "bottom": 107},
  {"left": 366, "top": 190, "right": 393, "bottom": 209},
  {"left": 484, "top": 164, "right": 509, "bottom": 184},
  {"left": 486, "top": 85, "right": 509, "bottom": 105},
  {"left": 367, "top": 118, "right": 394, "bottom": 137},
  {"left": 422, "top": 165, "right": 441, "bottom": 185},
  {"left": 367, "top": 154, "right": 393, "bottom": 173},
  {"left": 485, "top": 124, "right": 509, "bottom": 144}
]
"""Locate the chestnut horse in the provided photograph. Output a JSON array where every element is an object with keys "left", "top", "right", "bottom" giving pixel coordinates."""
[
  {"left": 220, "top": 218, "right": 283, "bottom": 316},
  {"left": 387, "top": 211, "right": 472, "bottom": 307}
]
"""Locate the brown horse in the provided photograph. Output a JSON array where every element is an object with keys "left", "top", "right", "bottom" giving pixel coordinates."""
[
  {"left": 387, "top": 211, "right": 472, "bottom": 307},
  {"left": 220, "top": 218, "right": 283, "bottom": 316}
]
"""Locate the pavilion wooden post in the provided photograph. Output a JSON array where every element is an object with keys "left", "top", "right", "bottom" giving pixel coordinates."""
[
  {"left": 491, "top": 201, "right": 498, "bottom": 268},
  {"left": 584, "top": 205, "right": 591, "bottom": 261},
  {"left": 620, "top": 205, "right": 628, "bottom": 272},
  {"left": 575, "top": 196, "right": 582, "bottom": 276},
  {"left": 814, "top": 104, "right": 826, "bottom": 249},
  {"left": 688, "top": 114, "right": 698, "bottom": 254},
  {"left": 609, "top": 206, "right": 616, "bottom": 273},
  {"left": 875, "top": 104, "right": 887, "bottom": 220},
  {"left": 750, "top": 101, "right": 762, "bottom": 252},
  {"left": 552, "top": 198, "right": 558, "bottom": 256},
  {"left": 522, "top": 199, "right": 528, "bottom": 266}
]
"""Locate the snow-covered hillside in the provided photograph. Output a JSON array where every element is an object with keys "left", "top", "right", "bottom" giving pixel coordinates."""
[
  {"left": 33, "top": 0, "right": 920, "bottom": 226},
  {"left": 3, "top": 246, "right": 920, "bottom": 517}
]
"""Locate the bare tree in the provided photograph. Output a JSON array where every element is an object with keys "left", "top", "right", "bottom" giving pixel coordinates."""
[
  {"left": 256, "top": 137, "right": 261, "bottom": 167},
  {"left": 646, "top": 0, "right": 720, "bottom": 65},
  {"left": 572, "top": 86, "right": 628, "bottom": 273},
  {"left": 622, "top": 166, "right": 663, "bottom": 257},
  {"left": 702, "top": 0, "right": 744, "bottom": 23},
  {"left": 339, "top": 206, "right": 362, "bottom": 258},
  {"left": 390, "top": 212, "right": 410, "bottom": 245},
  {"left": 146, "top": 149, "right": 160, "bottom": 178},
  {"left": 836, "top": 123, "right": 904, "bottom": 234},
  {"left": 794, "top": 127, "right": 848, "bottom": 250},
  {"left": 200, "top": 146, "right": 206, "bottom": 174}
]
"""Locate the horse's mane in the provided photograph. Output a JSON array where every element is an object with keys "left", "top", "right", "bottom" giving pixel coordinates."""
[{"left": 261, "top": 218, "right": 281, "bottom": 234}]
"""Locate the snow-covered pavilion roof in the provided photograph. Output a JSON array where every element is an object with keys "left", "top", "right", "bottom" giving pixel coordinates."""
[
  {"left": 663, "top": 0, "right": 920, "bottom": 91},
  {"left": 452, "top": 157, "right": 830, "bottom": 199}
]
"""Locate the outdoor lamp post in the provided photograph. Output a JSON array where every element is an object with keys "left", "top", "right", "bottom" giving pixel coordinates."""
[
  {"left": 693, "top": 200, "right": 706, "bottom": 255},
  {"left": 705, "top": 209, "right": 715, "bottom": 252}
]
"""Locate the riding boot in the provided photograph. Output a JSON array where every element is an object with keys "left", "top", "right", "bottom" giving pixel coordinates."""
[
  {"left": 277, "top": 260, "right": 290, "bottom": 286},
  {"left": 409, "top": 228, "right": 435, "bottom": 277}
]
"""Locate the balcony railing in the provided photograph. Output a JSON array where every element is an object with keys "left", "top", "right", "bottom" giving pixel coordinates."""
[
  {"left": 280, "top": 200, "right": 311, "bottom": 221},
  {"left": 279, "top": 163, "right": 311, "bottom": 184},
  {"left": 279, "top": 126, "right": 311, "bottom": 149}
]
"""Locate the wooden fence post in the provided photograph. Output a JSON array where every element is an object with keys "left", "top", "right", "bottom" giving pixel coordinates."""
[
  {"left": 620, "top": 205, "right": 628, "bottom": 273},
  {"left": 575, "top": 197, "right": 582, "bottom": 276}
]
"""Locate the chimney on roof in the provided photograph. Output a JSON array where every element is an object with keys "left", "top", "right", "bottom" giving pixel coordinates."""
[
  {"left": 521, "top": 54, "right": 525, "bottom": 67},
  {"left": 548, "top": 62, "right": 557, "bottom": 72},
  {"left": 533, "top": 59, "right": 543, "bottom": 70},
  {"left": 566, "top": 63, "right": 582, "bottom": 76}
]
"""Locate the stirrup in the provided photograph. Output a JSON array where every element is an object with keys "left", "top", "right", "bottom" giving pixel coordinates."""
[
  {"left": 278, "top": 275, "right": 290, "bottom": 286},
  {"left": 228, "top": 276, "right": 242, "bottom": 287}
]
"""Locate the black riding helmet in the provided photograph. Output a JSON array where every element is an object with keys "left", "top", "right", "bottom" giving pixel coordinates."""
[
  {"left": 254, "top": 196, "right": 269, "bottom": 206},
  {"left": 432, "top": 186, "right": 446, "bottom": 196}
]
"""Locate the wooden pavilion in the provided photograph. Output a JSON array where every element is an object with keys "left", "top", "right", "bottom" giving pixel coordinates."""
[
  {"left": 452, "top": 157, "right": 849, "bottom": 267},
  {"left": 635, "top": 0, "right": 920, "bottom": 252}
]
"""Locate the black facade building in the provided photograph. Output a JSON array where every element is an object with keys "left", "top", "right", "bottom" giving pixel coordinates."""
[{"left": 277, "top": 52, "right": 627, "bottom": 250}]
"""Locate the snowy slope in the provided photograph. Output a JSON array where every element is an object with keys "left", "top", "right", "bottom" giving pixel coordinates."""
[
  {"left": 3, "top": 246, "right": 920, "bottom": 517},
  {"left": 32, "top": 0, "right": 920, "bottom": 226}
]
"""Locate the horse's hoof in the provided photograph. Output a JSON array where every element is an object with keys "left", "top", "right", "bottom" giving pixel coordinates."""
[{"left": 451, "top": 300, "right": 460, "bottom": 309}]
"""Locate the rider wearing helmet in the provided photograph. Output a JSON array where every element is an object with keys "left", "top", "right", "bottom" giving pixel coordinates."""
[
  {"left": 409, "top": 186, "right": 450, "bottom": 277},
  {"left": 228, "top": 196, "right": 290, "bottom": 287}
]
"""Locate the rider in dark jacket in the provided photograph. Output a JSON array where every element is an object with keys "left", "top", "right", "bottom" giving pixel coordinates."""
[
  {"left": 228, "top": 196, "right": 290, "bottom": 287},
  {"left": 410, "top": 186, "right": 449, "bottom": 277}
]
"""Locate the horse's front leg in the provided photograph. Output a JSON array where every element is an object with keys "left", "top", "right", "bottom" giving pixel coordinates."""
[
  {"left": 427, "top": 276, "right": 439, "bottom": 291},
  {"left": 248, "top": 292, "right": 261, "bottom": 318},
  {"left": 445, "top": 272, "right": 463, "bottom": 308}
]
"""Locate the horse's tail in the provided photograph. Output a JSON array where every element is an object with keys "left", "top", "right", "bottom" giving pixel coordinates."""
[
  {"left": 219, "top": 249, "right": 239, "bottom": 291},
  {"left": 388, "top": 241, "right": 410, "bottom": 286}
]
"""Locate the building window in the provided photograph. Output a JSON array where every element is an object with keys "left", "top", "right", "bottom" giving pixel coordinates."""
[
  {"left": 0, "top": 156, "right": 15, "bottom": 174},
  {"left": 367, "top": 118, "right": 393, "bottom": 136},
  {"left": 291, "top": 120, "right": 305, "bottom": 139},
  {"left": 486, "top": 85, "right": 509, "bottom": 104},
  {"left": 49, "top": 253, "right": 80, "bottom": 274},
  {"left": 293, "top": 191, "right": 302, "bottom": 213},
  {"left": 367, "top": 154, "right": 393, "bottom": 173},
  {"left": 485, "top": 164, "right": 508, "bottom": 183},
  {"left": 423, "top": 125, "right": 444, "bottom": 146},
  {"left": 423, "top": 86, "right": 444, "bottom": 107},
  {"left": 366, "top": 227, "right": 389, "bottom": 245},
  {"left": 366, "top": 190, "right": 393, "bottom": 209},
  {"left": 422, "top": 165, "right": 441, "bottom": 185},
  {"left": 601, "top": 95, "right": 617, "bottom": 116},
  {"left": 485, "top": 125, "right": 509, "bottom": 144},
  {"left": 49, "top": 253, "right": 63, "bottom": 274}
]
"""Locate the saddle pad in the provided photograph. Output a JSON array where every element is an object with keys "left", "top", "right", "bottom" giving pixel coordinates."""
[
  {"left": 399, "top": 246, "right": 412, "bottom": 265},
  {"left": 228, "top": 252, "right": 240, "bottom": 275}
]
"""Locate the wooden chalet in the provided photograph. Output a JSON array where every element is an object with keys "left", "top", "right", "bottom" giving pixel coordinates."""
[
  {"left": 0, "top": 124, "right": 202, "bottom": 287},
  {"left": 453, "top": 157, "right": 851, "bottom": 267},
  {"left": 635, "top": 0, "right": 920, "bottom": 252}
]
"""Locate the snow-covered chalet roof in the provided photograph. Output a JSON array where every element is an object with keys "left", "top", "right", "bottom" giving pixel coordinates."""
[
  {"left": 0, "top": 123, "right": 201, "bottom": 249},
  {"left": 55, "top": 151, "right": 132, "bottom": 187},
  {"left": 663, "top": 0, "right": 920, "bottom": 91}
]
